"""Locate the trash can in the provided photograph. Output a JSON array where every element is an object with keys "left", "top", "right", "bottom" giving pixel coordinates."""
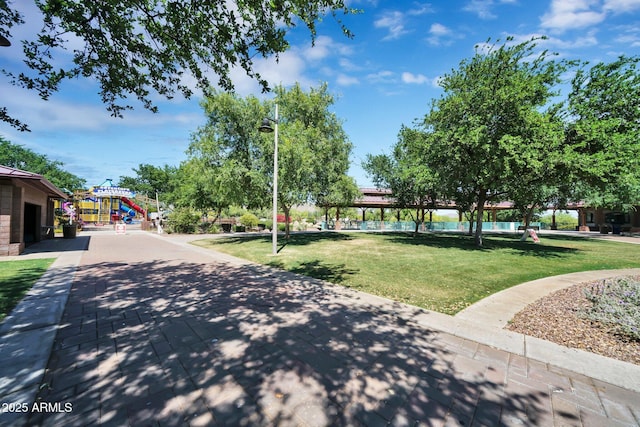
[{"left": 62, "top": 224, "right": 77, "bottom": 239}]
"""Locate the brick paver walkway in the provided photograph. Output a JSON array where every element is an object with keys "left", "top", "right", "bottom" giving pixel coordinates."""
[{"left": 21, "top": 232, "right": 640, "bottom": 426}]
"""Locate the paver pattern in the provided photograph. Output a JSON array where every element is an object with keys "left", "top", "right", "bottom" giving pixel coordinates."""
[{"left": 4, "top": 232, "right": 639, "bottom": 426}]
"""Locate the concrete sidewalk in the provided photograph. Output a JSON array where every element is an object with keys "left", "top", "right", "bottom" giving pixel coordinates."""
[
  {"left": 1, "top": 230, "right": 639, "bottom": 426},
  {"left": 0, "top": 235, "right": 88, "bottom": 427}
]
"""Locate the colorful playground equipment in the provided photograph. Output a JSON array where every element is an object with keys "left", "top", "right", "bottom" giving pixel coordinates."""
[
  {"left": 58, "top": 179, "right": 149, "bottom": 224},
  {"left": 118, "top": 197, "right": 146, "bottom": 223}
]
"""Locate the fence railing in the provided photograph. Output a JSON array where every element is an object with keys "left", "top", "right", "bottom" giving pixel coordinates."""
[{"left": 322, "top": 221, "right": 542, "bottom": 231}]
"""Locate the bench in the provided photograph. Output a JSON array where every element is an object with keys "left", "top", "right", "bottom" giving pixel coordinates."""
[{"left": 517, "top": 225, "right": 539, "bottom": 231}]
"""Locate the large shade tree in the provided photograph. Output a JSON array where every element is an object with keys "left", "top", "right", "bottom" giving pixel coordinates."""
[
  {"left": 118, "top": 163, "right": 178, "bottom": 199},
  {"left": 188, "top": 83, "right": 355, "bottom": 237},
  {"left": 564, "top": 56, "right": 640, "bottom": 211},
  {"left": 0, "top": 1, "right": 356, "bottom": 131},
  {"left": 364, "top": 126, "right": 441, "bottom": 235},
  {"left": 273, "top": 83, "right": 355, "bottom": 236},
  {"left": 422, "top": 37, "right": 569, "bottom": 247},
  {"left": 188, "top": 91, "right": 270, "bottom": 211}
]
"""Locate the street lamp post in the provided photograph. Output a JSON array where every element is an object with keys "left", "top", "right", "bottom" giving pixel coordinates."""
[{"left": 259, "top": 103, "right": 279, "bottom": 255}]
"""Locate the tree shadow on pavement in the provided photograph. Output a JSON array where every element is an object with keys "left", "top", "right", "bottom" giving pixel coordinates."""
[{"left": 24, "top": 255, "right": 578, "bottom": 426}]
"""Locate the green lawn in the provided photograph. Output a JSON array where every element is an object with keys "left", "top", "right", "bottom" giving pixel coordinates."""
[
  {"left": 192, "top": 232, "right": 640, "bottom": 314},
  {"left": 0, "top": 258, "right": 55, "bottom": 321}
]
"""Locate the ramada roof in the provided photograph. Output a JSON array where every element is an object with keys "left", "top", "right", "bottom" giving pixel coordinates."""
[{"left": 354, "top": 187, "right": 585, "bottom": 210}]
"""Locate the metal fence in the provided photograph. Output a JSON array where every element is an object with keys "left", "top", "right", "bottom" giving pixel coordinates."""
[{"left": 322, "top": 221, "right": 541, "bottom": 232}]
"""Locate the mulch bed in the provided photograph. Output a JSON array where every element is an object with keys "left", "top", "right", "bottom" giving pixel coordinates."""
[{"left": 505, "top": 276, "right": 640, "bottom": 366}]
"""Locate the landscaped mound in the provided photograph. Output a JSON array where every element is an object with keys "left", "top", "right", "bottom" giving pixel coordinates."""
[{"left": 506, "top": 275, "right": 640, "bottom": 365}]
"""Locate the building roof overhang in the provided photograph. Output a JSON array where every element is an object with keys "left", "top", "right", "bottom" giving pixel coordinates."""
[{"left": 0, "top": 165, "right": 68, "bottom": 199}]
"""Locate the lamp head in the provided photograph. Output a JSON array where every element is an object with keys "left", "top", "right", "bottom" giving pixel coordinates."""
[
  {"left": 258, "top": 118, "right": 274, "bottom": 133},
  {"left": 0, "top": 35, "right": 10, "bottom": 47}
]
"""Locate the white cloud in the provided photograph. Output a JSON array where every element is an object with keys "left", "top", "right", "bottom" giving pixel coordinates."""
[
  {"left": 427, "top": 23, "right": 460, "bottom": 46},
  {"left": 616, "top": 34, "right": 640, "bottom": 45},
  {"left": 336, "top": 74, "right": 360, "bottom": 86},
  {"left": 604, "top": 0, "right": 640, "bottom": 12},
  {"left": 366, "top": 70, "right": 396, "bottom": 84},
  {"left": 540, "top": 0, "right": 606, "bottom": 33},
  {"left": 430, "top": 23, "right": 452, "bottom": 36},
  {"left": 374, "top": 11, "right": 410, "bottom": 40},
  {"left": 408, "top": 3, "right": 435, "bottom": 16},
  {"left": 303, "top": 35, "right": 353, "bottom": 62},
  {"left": 505, "top": 31, "right": 599, "bottom": 50},
  {"left": 463, "top": 0, "right": 517, "bottom": 19},
  {"left": 338, "top": 58, "right": 362, "bottom": 72},
  {"left": 401, "top": 72, "right": 430, "bottom": 84},
  {"left": 304, "top": 35, "right": 334, "bottom": 61},
  {"left": 373, "top": 5, "right": 435, "bottom": 41},
  {"left": 227, "top": 48, "right": 312, "bottom": 96}
]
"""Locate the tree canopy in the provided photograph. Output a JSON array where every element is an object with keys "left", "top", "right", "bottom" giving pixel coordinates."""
[
  {"left": 118, "top": 163, "right": 178, "bottom": 200},
  {"left": 1, "top": 0, "right": 356, "bottom": 131},
  {"left": 564, "top": 56, "right": 640, "bottom": 210},
  {"left": 423, "top": 37, "right": 569, "bottom": 247},
  {"left": 188, "top": 83, "right": 355, "bottom": 237},
  {"left": 363, "top": 126, "right": 440, "bottom": 234},
  {"left": 364, "top": 39, "right": 640, "bottom": 247},
  {"left": 0, "top": 136, "right": 86, "bottom": 190}
]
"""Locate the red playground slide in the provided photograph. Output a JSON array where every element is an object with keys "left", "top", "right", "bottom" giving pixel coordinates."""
[{"left": 120, "top": 197, "right": 146, "bottom": 216}]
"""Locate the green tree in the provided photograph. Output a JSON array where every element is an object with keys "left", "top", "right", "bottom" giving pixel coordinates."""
[
  {"left": 189, "top": 90, "right": 271, "bottom": 212},
  {"left": 423, "top": 37, "right": 569, "bottom": 247},
  {"left": 189, "top": 83, "right": 354, "bottom": 238},
  {"left": 118, "top": 163, "right": 178, "bottom": 197},
  {"left": 564, "top": 56, "right": 640, "bottom": 210},
  {"left": 173, "top": 158, "right": 244, "bottom": 224},
  {"left": 0, "top": 137, "right": 85, "bottom": 190},
  {"left": 364, "top": 126, "right": 441, "bottom": 235},
  {"left": 315, "top": 175, "right": 361, "bottom": 229},
  {"left": 272, "top": 83, "right": 355, "bottom": 236},
  {"left": 1, "top": 1, "right": 356, "bottom": 131}
]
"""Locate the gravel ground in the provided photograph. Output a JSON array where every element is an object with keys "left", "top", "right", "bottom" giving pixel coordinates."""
[{"left": 505, "top": 275, "right": 640, "bottom": 366}]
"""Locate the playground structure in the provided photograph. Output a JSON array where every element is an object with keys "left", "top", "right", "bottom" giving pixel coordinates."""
[
  {"left": 117, "top": 196, "right": 146, "bottom": 223},
  {"left": 58, "top": 180, "right": 149, "bottom": 225}
]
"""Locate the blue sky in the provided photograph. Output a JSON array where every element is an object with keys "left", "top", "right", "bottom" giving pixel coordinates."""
[{"left": 2, "top": 0, "right": 640, "bottom": 188}]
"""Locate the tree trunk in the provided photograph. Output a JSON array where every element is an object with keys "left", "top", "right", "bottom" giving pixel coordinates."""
[
  {"left": 283, "top": 205, "right": 291, "bottom": 239},
  {"left": 467, "top": 210, "right": 475, "bottom": 235},
  {"left": 335, "top": 206, "right": 341, "bottom": 230},
  {"left": 475, "top": 194, "right": 486, "bottom": 248},
  {"left": 524, "top": 205, "right": 536, "bottom": 228},
  {"left": 423, "top": 209, "right": 428, "bottom": 232}
]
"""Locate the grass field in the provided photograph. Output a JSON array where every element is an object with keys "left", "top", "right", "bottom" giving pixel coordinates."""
[
  {"left": 192, "top": 232, "right": 640, "bottom": 314},
  {"left": 0, "top": 258, "right": 54, "bottom": 320}
]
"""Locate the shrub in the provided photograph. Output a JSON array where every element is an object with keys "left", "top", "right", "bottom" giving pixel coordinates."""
[
  {"left": 166, "top": 208, "right": 200, "bottom": 234},
  {"left": 197, "top": 222, "right": 221, "bottom": 234},
  {"left": 239, "top": 213, "right": 259, "bottom": 228},
  {"left": 581, "top": 276, "right": 640, "bottom": 341},
  {"left": 539, "top": 212, "right": 578, "bottom": 230}
]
